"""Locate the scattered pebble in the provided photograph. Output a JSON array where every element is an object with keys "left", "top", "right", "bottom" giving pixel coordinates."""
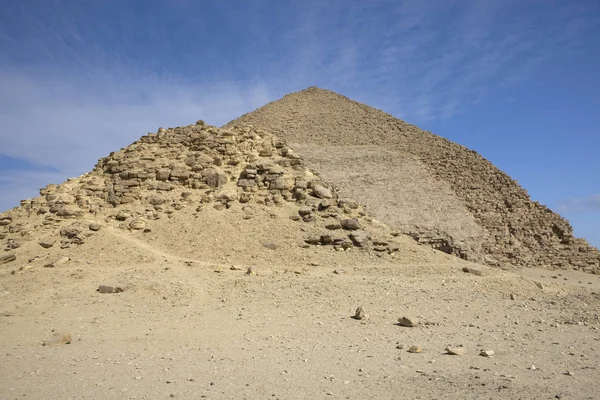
[
  {"left": 44, "top": 256, "right": 70, "bottom": 268},
  {"left": 398, "top": 316, "right": 419, "bottom": 327},
  {"left": 97, "top": 285, "right": 124, "bottom": 294},
  {"left": 479, "top": 350, "right": 494, "bottom": 357},
  {"left": 0, "top": 253, "right": 16, "bottom": 265},
  {"left": 246, "top": 267, "right": 257, "bottom": 276},
  {"left": 445, "top": 346, "right": 467, "bottom": 356},
  {"left": 352, "top": 306, "right": 366, "bottom": 320},
  {"left": 408, "top": 345, "right": 422, "bottom": 353}
]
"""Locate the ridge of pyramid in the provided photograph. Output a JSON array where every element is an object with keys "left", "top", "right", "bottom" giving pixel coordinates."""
[{"left": 226, "top": 89, "right": 600, "bottom": 274}]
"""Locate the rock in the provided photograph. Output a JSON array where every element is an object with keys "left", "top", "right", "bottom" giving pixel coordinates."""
[
  {"left": 129, "top": 218, "right": 146, "bottom": 230},
  {"left": 348, "top": 230, "right": 370, "bottom": 247},
  {"left": 89, "top": 223, "right": 102, "bottom": 231},
  {"left": 305, "top": 236, "right": 321, "bottom": 245},
  {"left": 170, "top": 166, "right": 189, "bottom": 180},
  {"left": 202, "top": 169, "right": 228, "bottom": 188},
  {"left": 156, "top": 169, "right": 171, "bottom": 181},
  {"left": 115, "top": 211, "right": 131, "bottom": 221},
  {"left": 352, "top": 306, "right": 366, "bottom": 320},
  {"left": 320, "top": 234, "right": 333, "bottom": 245},
  {"left": 42, "top": 332, "right": 72, "bottom": 346},
  {"left": 298, "top": 207, "right": 313, "bottom": 217},
  {"left": 54, "top": 205, "right": 81, "bottom": 217},
  {"left": 397, "top": 316, "right": 419, "bottom": 327},
  {"left": 246, "top": 266, "right": 257, "bottom": 276},
  {"left": 341, "top": 218, "right": 361, "bottom": 230},
  {"left": 312, "top": 184, "right": 333, "bottom": 199},
  {"left": 0, "top": 253, "right": 16, "bottom": 265},
  {"left": 39, "top": 238, "right": 55, "bottom": 248},
  {"left": 6, "top": 239, "right": 21, "bottom": 249},
  {"left": 510, "top": 293, "right": 516, "bottom": 300},
  {"left": 462, "top": 267, "right": 483, "bottom": 276},
  {"left": 479, "top": 350, "right": 494, "bottom": 357},
  {"left": 325, "top": 222, "right": 342, "bottom": 230},
  {"left": 408, "top": 345, "right": 422, "bottom": 353},
  {"left": 97, "top": 285, "right": 124, "bottom": 294},
  {"left": 535, "top": 282, "right": 544, "bottom": 290},
  {"left": 60, "top": 226, "right": 81, "bottom": 238},
  {"left": 44, "top": 256, "right": 70, "bottom": 268},
  {"left": 338, "top": 198, "right": 358, "bottom": 209},
  {"left": 262, "top": 242, "right": 278, "bottom": 250},
  {"left": 445, "top": 346, "right": 467, "bottom": 355}
]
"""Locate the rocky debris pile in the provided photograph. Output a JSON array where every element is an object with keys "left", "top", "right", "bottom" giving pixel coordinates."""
[
  {"left": 226, "top": 87, "right": 600, "bottom": 273},
  {"left": 0, "top": 121, "right": 398, "bottom": 264}
]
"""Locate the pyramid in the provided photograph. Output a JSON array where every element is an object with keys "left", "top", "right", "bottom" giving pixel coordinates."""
[
  {"left": 226, "top": 87, "right": 600, "bottom": 273},
  {"left": 0, "top": 121, "right": 449, "bottom": 271}
]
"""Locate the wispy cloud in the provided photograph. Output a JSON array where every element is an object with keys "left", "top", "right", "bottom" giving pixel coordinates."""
[{"left": 558, "top": 194, "right": 600, "bottom": 213}]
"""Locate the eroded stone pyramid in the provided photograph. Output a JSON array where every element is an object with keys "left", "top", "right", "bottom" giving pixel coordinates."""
[
  {"left": 1, "top": 121, "right": 426, "bottom": 270},
  {"left": 226, "top": 87, "right": 600, "bottom": 273}
]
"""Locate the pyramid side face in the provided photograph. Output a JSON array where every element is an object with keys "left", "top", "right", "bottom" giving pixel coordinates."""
[{"left": 226, "top": 87, "right": 600, "bottom": 272}]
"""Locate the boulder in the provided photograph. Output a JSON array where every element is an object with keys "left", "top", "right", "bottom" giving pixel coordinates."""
[
  {"left": 348, "top": 230, "right": 370, "bottom": 247},
  {"left": 341, "top": 218, "right": 361, "bottom": 230},
  {"left": 312, "top": 184, "right": 333, "bottom": 199}
]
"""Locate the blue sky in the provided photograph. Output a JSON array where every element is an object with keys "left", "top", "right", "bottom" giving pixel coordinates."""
[{"left": 0, "top": 0, "right": 598, "bottom": 246}]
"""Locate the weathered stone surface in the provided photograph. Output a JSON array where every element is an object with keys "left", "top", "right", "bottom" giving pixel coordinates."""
[
  {"left": 0, "top": 253, "right": 16, "bottom": 265},
  {"left": 129, "top": 218, "right": 146, "bottom": 230},
  {"left": 348, "top": 230, "right": 370, "bottom": 247},
  {"left": 98, "top": 285, "right": 124, "bottom": 294},
  {"left": 352, "top": 306, "right": 366, "bottom": 320},
  {"left": 225, "top": 87, "right": 600, "bottom": 272},
  {"left": 408, "top": 345, "right": 422, "bottom": 353},
  {"left": 60, "top": 227, "right": 81, "bottom": 239},
  {"left": 246, "top": 266, "right": 257, "bottom": 276},
  {"left": 89, "top": 223, "right": 102, "bottom": 231},
  {"left": 397, "top": 316, "right": 419, "bottom": 327},
  {"left": 202, "top": 169, "right": 228, "bottom": 188},
  {"left": 312, "top": 184, "right": 333, "bottom": 199},
  {"left": 341, "top": 218, "right": 361, "bottom": 230},
  {"left": 39, "top": 238, "right": 55, "bottom": 248},
  {"left": 156, "top": 169, "right": 171, "bottom": 181}
]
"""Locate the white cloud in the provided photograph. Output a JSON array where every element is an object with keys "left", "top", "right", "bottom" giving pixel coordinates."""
[{"left": 559, "top": 194, "right": 600, "bottom": 213}]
